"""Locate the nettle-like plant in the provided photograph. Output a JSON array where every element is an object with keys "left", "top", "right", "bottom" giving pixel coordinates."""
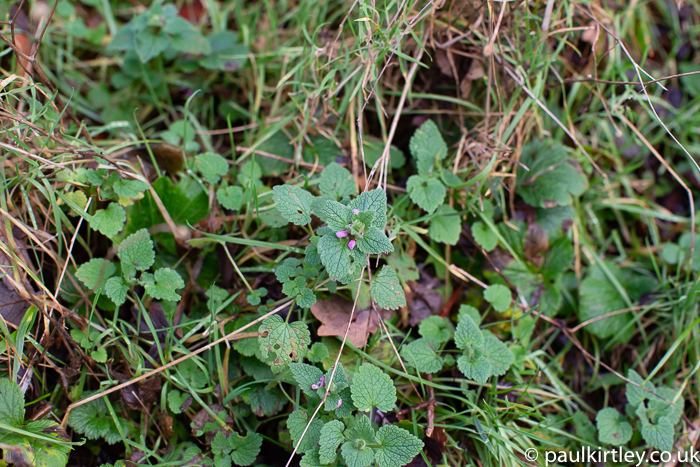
[
  {"left": 75, "top": 228, "right": 184, "bottom": 312},
  {"left": 595, "top": 370, "right": 683, "bottom": 452},
  {"left": 0, "top": 379, "right": 76, "bottom": 466},
  {"left": 400, "top": 300, "right": 515, "bottom": 384},
  {"left": 286, "top": 362, "right": 423, "bottom": 467}
]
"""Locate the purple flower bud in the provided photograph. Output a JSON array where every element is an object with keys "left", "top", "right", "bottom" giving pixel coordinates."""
[
  {"left": 319, "top": 376, "right": 326, "bottom": 387},
  {"left": 311, "top": 383, "right": 319, "bottom": 390},
  {"left": 335, "top": 398, "right": 342, "bottom": 409},
  {"left": 336, "top": 231, "right": 349, "bottom": 238},
  {"left": 353, "top": 209, "right": 360, "bottom": 215},
  {"left": 348, "top": 240, "right": 356, "bottom": 250},
  {"left": 360, "top": 232, "right": 364, "bottom": 236}
]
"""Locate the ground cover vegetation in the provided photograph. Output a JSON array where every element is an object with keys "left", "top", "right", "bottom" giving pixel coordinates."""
[{"left": 1, "top": 0, "right": 700, "bottom": 465}]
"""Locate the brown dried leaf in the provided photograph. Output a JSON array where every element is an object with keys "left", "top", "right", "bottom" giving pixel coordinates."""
[
  {"left": 310, "top": 297, "right": 392, "bottom": 348},
  {"left": 524, "top": 223, "right": 549, "bottom": 267}
]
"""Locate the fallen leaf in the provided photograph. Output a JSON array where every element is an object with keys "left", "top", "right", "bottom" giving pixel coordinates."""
[
  {"left": 0, "top": 227, "right": 36, "bottom": 327},
  {"left": 524, "top": 222, "right": 549, "bottom": 267},
  {"left": 310, "top": 297, "right": 392, "bottom": 348}
]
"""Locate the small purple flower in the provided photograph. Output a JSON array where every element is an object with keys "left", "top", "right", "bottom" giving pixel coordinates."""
[
  {"left": 348, "top": 240, "right": 356, "bottom": 250},
  {"left": 312, "top": 376, "right": 326, "bottom": 390},
  {"left": 311, "top": 383, "right": 319, "bottom": 390},
  {"left": 336, "top": 231, "right": 349, "bottom": 238},
  {"left": 353, "top": 209, "right": 360, "bottom": 215},
  {"left": 335, "top": 398, "right": 342, "bottom": 409},
  {"left": 360, "top": 232, "right": 364, "bottom": 236}
]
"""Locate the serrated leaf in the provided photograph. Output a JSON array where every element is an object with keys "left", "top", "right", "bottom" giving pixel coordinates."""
[
  {"left": 456, "top": 354, "right": 491, "bottom": 384},
  {"left": 356, "top": 228, "right": 394, "bottom": 255},
  {"left": 636, "top": 404, "right": 674, "bottom": 451},
  {"left": 374, "top": 424, "right": 424, "bottom": 467},
  {"left": 516, "top": 140, "right": 588, "bottom": 208},
  {"left": 307, "top": 342, "right": 329, "bottom": 363},
  {"left": 196, "top": 152, "right": 229, "bottom": 183},
  {"left": 289, "top": 363, "right": 324, "bottom": 401},
  {"left": 91, "top": 347, "right": 108, "bottom": 362},
  {"left": 113, "top": 179, "right": 149, "bottom": 199},
  {"left": 246, "top": 287, "right": 267, "bottom": 306},
  {"left": 428, "top": 204, "right": 461, "bottom": 245},
  {"left": 167, "top": 389, "right": 190, "bottom": 414},
  {"left": 406, "top": 176, "right": 445, "bottom": 214},
  {"left": 258, "top": 315, "right": 311, "bottom": 372},
  {"left": 596, "top": 407, "right": 632, "bottom": 445},
  {"left": 320, "top": 163, "right": 357, "bottom": 200},
  {"left": 63, "top": 191, "right": 88, "bottom": 216},
  {"left": 418, "top": 315, "right": 454, "bottom": 343},
  {"left": 318, "top": 234, "right": 353, "bottom": 281},
  {"left": 0, "top": 378, "right": 25, "bottom": 427},
  {"left": 455, "top": 315, "right": 483, "bottom": 352},
  {"left": 273, "top": 185, "right": 314, "bottom": 225},
  {"left": 409, "top": 120, "right": 448, "bottom": 176},
  {"left": 117, "top": 228, "right": 155, "bottom": 279},
  {"left": 296, "top": 287, "right": 317, "bottom": 308},
  {"left": 229, "top": 431, "right": 263, "bottom": 466},
  {"left": 578, "top": 263, "right": 630, "bottom": 339},
  {"left": 319, "top": 419, "right": 345, "bottom": 464},
  {"left": 471, "top": 221, "right": 498, "bottom": 252},
  {"left": 67, "top": 396, "right": 127, "bottom": 444},
  {"left": 400, "top": 337, "right": 444, "bottom": 373},
  {"left": 483, "top": 284, "right": 511, "bottom": 312},
  {"left": 90, "top": 203, "right": 126, "bottom": 237},
  {"left": 481, "top": 332, "right": 513, "bottom": 376},
  {"left": 217, "top": 185, "right": 244, "bottom": 211},
  {"left": 76, "top": 258, "right": 116, "bottom": 291},
  {"left": 387, "top": 252, "right": 419, "bottom": 282},
  {"left": 349, "top": 189, "right": 388, "bottom": 230},
  {"left": 350, "top": 363, "right": 396, "bottom": 412},
  {"left": 105, "top": 276, "right": 129, "bottom": 306},
  {"left": 342, "top": 415, "right": 376, "bottom": 467},
  {"left": 287, "top": 409, "right": 323, "bottom": 454},
  {"left": 324, "top": 200, "right": 354, "bottom": 232},
  {"left": 335, "top": 386, "right": 356, "bottom": 418},
  {"left": 143, "top": 268, "right": 184, "bottom": 301},
  {"left": 370, "top": 266, "right": 405, "bottom": 310},
  {"left": 457, "top": 305, "right": 481, "bottom": 325}
]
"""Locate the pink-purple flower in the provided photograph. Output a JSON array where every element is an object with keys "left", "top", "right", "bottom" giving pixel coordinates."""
[
  {"left": 311, "top": 376, "right": 327, "bottom": 390},
  {"left": 353, "top": 209, "right": 360, "bottom": 215},
  {"left": 335, "top": 398, "right": 342, "bottom": 409},
  {"left": 336, "top": 231, "right": 349, "bottom": 238},
  {"left": 348, "top": 240, "right": 356, "bottom": 250}
]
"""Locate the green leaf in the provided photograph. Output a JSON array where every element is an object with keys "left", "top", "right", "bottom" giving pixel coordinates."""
[
  {"left": 596, "top": 407, "right": 632, "bottom": 446},
  {"left": 237, "top": 160, "right": 263, "bottom": 187},
  {"left": 275, "top": 258, "right": 303, "bottom": 283},
  {"left": 324, "top": 200, "right": 353, "bottom": 232},
  {"left": 198, "top": 31, "right": 248, "bottom": 71},
  {"left": 289, "top": 363, "right": 324, "bottom": 401},
  {"left": 341, "top": 415, "right": 376, "bottom": 467},
  {"left": 578, "top": 263, "right": 630, "bottom": 339},
  {"left": 90, "top": 203, "right": 126, "bottom": 237},
  {"left": 356, "top": 228, "right": 394, "bottom": 255},
  {"left": 362, "top": 139, "right": 406, "bottom": 169},
  {"left": 76, "top": 258, "right": 116, "bottom": 291},
  {"left": 516, "top": 140, "right": 588, "bottom": 208},
  {"left": 456, "top": 353, "right": 491, "bottom": 384},
  {"left": 350, "top": 363, "right": 396, "bottom": 412},
  {"left": 258, "top": 315, "right": 311, "bottom": 372},
  {"left": 215, "top": 185, "right": 243, "bottom": 211},
  {"left": 229, "top": 432, "right": 263, "bottom": 466},
  {"left": 167, "top": 389, "right": 190, "bottom": 414},
  {"left": 113, "top": 179, "right": 149, "bottom": 199},
  {"left": 318, "top": 419, "right": 345, "bottom": 464},
  {"left": 67, "top": 396, "right": 127, "bottom": 444},
  {"left": 296, "top": 287, "right": 317, "bottom": 308},
  {"left": 406, "top": 176, "right": 445, "bottom": 214},
  {"left": 307, "top": 342, "right": 329, "bottom": 363},
  {"left": 370, "top": 266, "right": 406, "bottom": 310},
  {"left": 196, "top": 152, "right": 229, "bottom": 183},
  {"left": 142, "top": 268, "right": 184, "bottom": 301},
  {"left": 542, "top": 236, "right": 574, "bottom": 280},
  {"left": 409, "top": 120, "right": 448, "bottom": 176},
  {"left": 483, "top": 284, "right": 511, "bottom": 312},
  {"left": 117, "top": 228, "right": 155, "bottom": 279},
  {"left": 471, "top": 221, "right": 498, "bottom": 252},
  {"left": 636, "top": 404, "right": 674, "bottom": 452},
  {"left": 105, "top": 277, "right": 129, "bottom": 306},
  {"left": 318, "top": 234, "right": 353, "bottom": 281},
  {"left": 374, "top": 424, "right": 424, "bottom": 467},
  {"left": 400, "top": 337, "right": 444, "bottom": 373},
  {"left": 428, "top": 204, "right": 461, "bottom": 245},
  {"left": 246, "top": 287, "right": 267, "bottom": 306},
  {"left": 349, "top": 189, "right": 388, "bottom": 231},
  {"left": 320, "top": 163, "right": 356, "bottom": 200},
  {"left": 273, "top": 185, "right": 314, "bottom": 225},
  {"left": 287, "top": 409, "right": 323, "bottom": 454},
  {"left": 481, "top": 332, "right": 514, "bottom": 377},
  {"left": 455, "top": 315, "right": 484, "bottom": 352},
  {"left": 457, "top": 305, "right": 481, "bottom": 325},
  {"left": 0, "top": 378, "right": 25, "bottom": 427},
  {"left": 91, "top": 347, "right": 108, "bottom": 363},
  {"left": 418, "top": 316, "right": 454, "bottom": 343}
]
